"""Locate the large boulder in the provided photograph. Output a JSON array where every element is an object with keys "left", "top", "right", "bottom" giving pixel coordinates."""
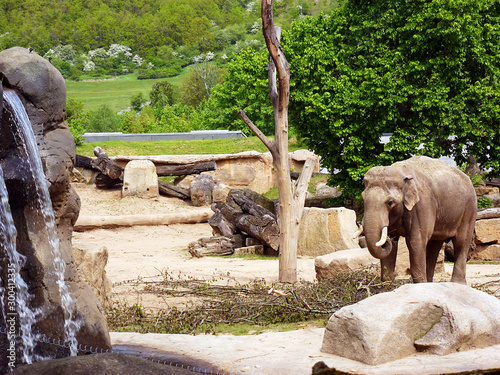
[
  {"left": 0, "top": 47, "right": 110, "bottom": 371},
  {"left": 322, "top": 283, "right": 500, "bottom": 365},
  {"left": 475, "top": 218, "right": 500, "bottom": 244},
  {"left": 315, "top": 248, "right": 379, "bottom": 281},
  {"left": 298, "top": 207, "right": 360, "bottom": 257}
]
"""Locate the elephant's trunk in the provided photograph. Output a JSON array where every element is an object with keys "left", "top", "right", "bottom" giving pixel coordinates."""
[{"left": 364, "top": 214, "right": 393, "bottom": 259}]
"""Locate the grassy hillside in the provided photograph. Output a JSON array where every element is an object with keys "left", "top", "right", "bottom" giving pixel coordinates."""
[{"left": 66, "top": 68, "right": 191, "bottom": 112}]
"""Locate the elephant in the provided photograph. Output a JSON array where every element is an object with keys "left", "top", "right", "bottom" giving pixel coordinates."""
[{"left": 361, "top": 155, "right": 477, "bottom": 284}]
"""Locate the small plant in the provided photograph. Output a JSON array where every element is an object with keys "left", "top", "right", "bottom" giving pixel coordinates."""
[{"left": 478, "top": 197, "right": 492, "bottom": 209}]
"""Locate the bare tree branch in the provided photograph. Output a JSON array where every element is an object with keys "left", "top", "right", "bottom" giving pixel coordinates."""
[{"left": 237, "top": 109, "right": 277, "bottom": 157}]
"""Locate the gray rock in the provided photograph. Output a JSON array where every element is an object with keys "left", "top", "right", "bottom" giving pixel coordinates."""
[
  {"left": 322, "top": 283, "right": 500, "bottom": 365},
  {"left": 190, "top": 174, "right": 215, "bottom": 206},
  {"left": 10, "top": 353, "right": 194, "bottom": 375}
]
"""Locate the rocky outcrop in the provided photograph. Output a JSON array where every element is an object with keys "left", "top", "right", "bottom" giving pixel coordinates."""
[
  {"left": 321, "top": 283, "right": 500, "bottom": 365},
  {"left": 0, "top": 47, "right": 110, "bottom": 371}
]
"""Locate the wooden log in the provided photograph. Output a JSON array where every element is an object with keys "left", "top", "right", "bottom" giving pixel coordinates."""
[
  {"left": 74, "top": 209, "right": 213, "bottom": 231},
  {"left": 212, "top": 201, "right": 279, "bottom": 250},
  {"left": 477, "top": 208, "right": 500, "bottom": 220},
  {"left": 228, "top": 188, "right": 276, "bottom": 215},
  {"left": 208, "top": 210, "right": 237, "bottom": 237},
  {"left": 158, "top": 181, "right": 190, "bottom": 199},
  {"left": 188, "top": 236, "right": 234, "bottom": 257},
  {"left": 229, "top": 192, "right": 276, "bottom": 224},
  {"left": 156, "top": 161, "right": 216, "bottom": 176},
  {"left": 75, "top": 154, "right": 97, "bottom": 170},
  {"left": 92, "top": 146, "right": 123, "bottom": 180},
  {"left": 95, "top": 173, "right": 122, "bottom": 189}
]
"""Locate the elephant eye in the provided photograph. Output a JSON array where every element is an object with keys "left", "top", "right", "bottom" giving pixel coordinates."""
[{"left": 387, "top": 199, "right": 395, "bottom": 208}]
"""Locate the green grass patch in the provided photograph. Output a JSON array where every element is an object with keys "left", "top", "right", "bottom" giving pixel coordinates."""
[
  {"left": 228, "top": 253, "right": 279, "bottom": 260},
  {"left": 76, "top": 137, "right": 301, "bottom": 157},
  {"left": 66, "top": 68, "right": 191, "bottom": 112}
]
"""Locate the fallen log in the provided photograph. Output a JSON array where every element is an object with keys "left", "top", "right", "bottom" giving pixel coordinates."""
[
  {"left": 156, "top": 161, "right": 216, "bottom": 176},
  {"left": 229, "top": 191, "right": 277, "bottom": 220},
  {"left": 92, "top": 146, "right": 123, "bottom": 180},
  {"left": 212, "top": 201, "right": 279, "bottom": 250},
  {"left": 75, "top": 154, "right": 97, "bottom": 170},
  {"left": 158, "top": 181, "right": 190, "bottom": 199},
  {"left": 188, "top": 236, "right": 234, "bottom": 257},
  {"left": 208, "top": 210, "right": 237, "bottom": 237},
  {"left": 95, "top": 173, "right": 122, "bottom": 189},
  {"left": 74, "top": 209, "right": 213, "bottom": 231},
  {"left": 477, "top": 208, "right": 500, "bottom": 220}
]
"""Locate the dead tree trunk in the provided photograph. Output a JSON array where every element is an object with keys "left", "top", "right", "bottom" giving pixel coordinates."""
[
  {"left": 237, "top": 0, "right": 315, "bottom": 283},
  {"left": 156, "top": 161, "right": 216, "bottom": 176},
  {"left": 92, "top": 146, "right": 123, "bottom": 180},
  {"left": 211, "top": 202, "right": 279, "bottom": 250}
]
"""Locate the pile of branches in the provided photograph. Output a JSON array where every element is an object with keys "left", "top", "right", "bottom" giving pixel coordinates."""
[{"left": 106, "top": 270, "right": 408, "bottom": 334}]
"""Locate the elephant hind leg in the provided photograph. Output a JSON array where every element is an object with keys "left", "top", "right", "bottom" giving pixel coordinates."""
[
  {"left": 451, "top": 234, "right": 472, "bottom": 284},
  {"left": 426, "top": 240, "right": 443, "bottom": 282}
]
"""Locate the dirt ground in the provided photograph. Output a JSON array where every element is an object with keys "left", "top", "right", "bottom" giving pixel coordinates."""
[{"left": 71, "top": 183, "right": 500, "bottom": 311}]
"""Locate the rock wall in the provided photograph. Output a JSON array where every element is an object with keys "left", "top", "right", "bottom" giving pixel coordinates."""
[{"left": 0, "top": 47, "right": 110, "bottom": 371}]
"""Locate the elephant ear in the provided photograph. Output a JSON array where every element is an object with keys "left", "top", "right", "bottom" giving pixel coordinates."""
[{"left": 403, "top": 176, "right": 419, "bottom": 211}]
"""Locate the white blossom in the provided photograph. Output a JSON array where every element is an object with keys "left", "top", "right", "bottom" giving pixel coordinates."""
[
  {"left": 107, "top": 44, "right": 132, "bottom": 58},
  {"left": 132, "top": 54, "right": 143, "bottom": 67},
  {"left": 221, "top": 54, "right": 228, "bottom": 60},
  {"left": 246, "top": 1, "right": 256, "bottom": 12},
  {"left": 88, "top": 48, "right": 107, "bottom": 60},
  {"left": 83, "top": 61, "right": 96, "bottom": 71},
  {"left": 192, "top": 52, "right": 215, "bottom": 64},
  {"left": 250, "top": 21, "right": 260, "bottom": 34},
  {"left": 147, "top": 62, "right": 154, "bottom": 69}
]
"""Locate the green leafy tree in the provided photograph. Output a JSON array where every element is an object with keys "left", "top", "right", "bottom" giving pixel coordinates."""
[
  {"left": 130, "top": 92, "right": 146, "bottom": 112},
  {"left": 282, "top": 0, "right": 500, "bottom": 198},
  {"left": 150, "top": 81, "right": 175, "bottom": 109},
  {"left": 85, "top": 105, "right": 123, "bottom": 132},
  {"left": 194, "top": 47, "right": 274, "bottom": 134}
]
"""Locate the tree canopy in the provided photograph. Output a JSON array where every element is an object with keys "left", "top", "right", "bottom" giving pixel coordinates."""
[{"left": 282, "top": 0, "right": 500, "bottom": 198}]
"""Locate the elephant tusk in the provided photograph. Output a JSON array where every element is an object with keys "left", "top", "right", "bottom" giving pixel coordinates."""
[
  {"left": 352, "top": 225, "right": 363, "bottom": 239},
  {"left": 375, "top": 226, "right": 388, "bottom": 247}
]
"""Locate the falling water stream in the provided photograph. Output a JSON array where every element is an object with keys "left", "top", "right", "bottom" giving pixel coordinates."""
[
  {"left": 3, "top": 90, "right": 80, "bottom": 358},
  {"left": 0, "top": 165, "right": 43, "bottom": 365}
]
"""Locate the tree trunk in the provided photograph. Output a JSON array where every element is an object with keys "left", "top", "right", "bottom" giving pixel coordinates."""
[
  {"left": 158, "top": 181, "right": 190, "bottom": 199},
  {"left": 236, "top": 0, "right": 315, "bottom": 282},
  {"left": 155, "top": 161, "right": 216, "bottom": 176},
  {"left": 477, "top": 208, "right": 500, "bottom": 220},
  {"left": 92, "top": 146, "right": 123, "bottom": 180}
]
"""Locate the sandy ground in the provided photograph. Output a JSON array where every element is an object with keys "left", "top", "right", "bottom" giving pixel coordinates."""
[{"left": 71, "top": 183, "right": 500, "bottom": 374}]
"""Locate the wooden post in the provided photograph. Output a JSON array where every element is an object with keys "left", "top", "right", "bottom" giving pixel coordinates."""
[{"left": 238, "top": 0, "right": 315, "bottom": 283}]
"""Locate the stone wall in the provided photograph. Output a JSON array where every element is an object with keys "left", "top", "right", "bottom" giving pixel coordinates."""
[{"left": 0, "top": 47, "right": 110, "bottom": 370}]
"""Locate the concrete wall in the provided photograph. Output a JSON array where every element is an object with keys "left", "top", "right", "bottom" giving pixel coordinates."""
[{"left": 82, "top": 130, "right": 246, "bottom": 143}]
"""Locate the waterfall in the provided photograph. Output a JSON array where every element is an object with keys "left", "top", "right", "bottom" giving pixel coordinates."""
[
  {"left": 3, "top": 90, "right": 81, "bottom": 357},
  {"left": 0, "top": 165, "right": 43, "bottom": 365}
]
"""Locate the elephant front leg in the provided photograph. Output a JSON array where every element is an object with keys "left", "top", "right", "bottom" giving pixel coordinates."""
[
  {"left": 380, "top": 238, "right": 398, "bottom": 281},
  {"left": 407, "top": 239, "right": 428, "bottom": 283}
]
